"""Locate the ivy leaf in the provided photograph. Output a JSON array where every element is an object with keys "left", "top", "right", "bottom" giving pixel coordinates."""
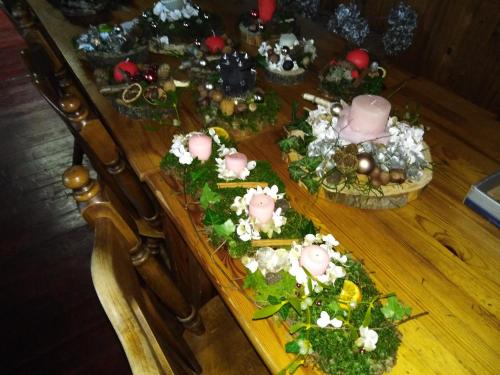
[
  {"left": 253, "top": 301, "right": 288, "bottom": 320},
  {"left": 288, "top": 297, "right": 301, "bottom": 314},
  {"left": 200, "top": 183, "right": 221, "bottom": 209},
  {"left": 279, "top": 136, "right": 301, "bottom": 153},
  {"left": 284, "top": 340, "right": 300, "bottom": 354},
  {"left": 289, "top": 322, "right": 307, "bottom": 334},
  {"left": 213, "top": 219, "right": 235, "bottom": 239},
  {"left": 302, "top": 176, "right": 321, "bottom": 194},
  {"left": 288, "top": 359, "right": 305, "bottom": 374},
  {"left": 203, "top": 208, "right": 225, "bottom": 227},
  {"left": 381, "top": 296, "right": 412, "bottom": 321}
]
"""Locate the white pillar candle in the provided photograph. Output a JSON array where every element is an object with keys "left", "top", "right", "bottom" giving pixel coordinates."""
[
  {"left": 249, "top": 194, "right": 275, "bottom": 224},
  {"left": 188, "top": 133, "right": 212, "bottom": 161},
  {"left": 225, "top": 152, "right": 248, "bottom": 177},
  {"left": 348, "top": 95, "right": 391, "bottom": 134},
  {"left": 300, "top": 245, "right": 330, "bottom": 276}
]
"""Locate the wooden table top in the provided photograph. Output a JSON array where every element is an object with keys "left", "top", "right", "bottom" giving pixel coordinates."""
[{"left": 27, "top": 0, "right": 500, "bottom": 374}]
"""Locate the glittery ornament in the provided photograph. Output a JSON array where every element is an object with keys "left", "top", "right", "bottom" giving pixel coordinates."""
[
  {"left": 383, "top": 1, "right": 418, "bottom": 56},
  {"left": 357, "top": 153, "right": 375, "bottom": 174},
  {"left": 327, "top": 2, "right": 369, "bottom": 46}
]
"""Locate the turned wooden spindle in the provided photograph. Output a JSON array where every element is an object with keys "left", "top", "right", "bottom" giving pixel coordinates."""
[
  {"left": 58, "top": 95, "right": 162, "bottom": 230},
  {"left": 63, "top": 166, "right": 205, "bottom": 335}
]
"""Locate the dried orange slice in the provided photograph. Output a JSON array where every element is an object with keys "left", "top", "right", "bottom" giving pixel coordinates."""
[
  {"left": 209, "top": 126, "right": 230, "bottom": 140},
  {"left": 338, "top": 280, "right": 362, "bottom": 309}
]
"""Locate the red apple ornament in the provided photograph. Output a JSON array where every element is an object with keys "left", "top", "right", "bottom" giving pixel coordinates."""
[
  {"left": 113, "top": 60, "right": 139, "bottom": 83},
  {"left": 204, "top": 35, "right": 225, "bottom": 54},
  {"left": 258, "top": 0, "right": 276, "bottom": 23},
  {"left": 346, "top": 49, "right": 370, "bottom": 70}
]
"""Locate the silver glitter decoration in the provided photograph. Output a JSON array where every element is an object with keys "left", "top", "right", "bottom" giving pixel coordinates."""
[{"left": 327, "top": 2, "right": 370, "bottom": 46}]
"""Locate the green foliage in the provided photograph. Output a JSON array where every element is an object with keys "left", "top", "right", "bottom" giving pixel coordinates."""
[
  {"left": 381, "top": 296, "right": 412, "bottom": 321},
  {"left": 244, "top": 271, "right": 296, "bottom": 304},
  {"left": 200, "top": 183, "right": 221, "bottom": 209},
  {"left": 199, "top": 92, "right": 280, "bottom": 132},
  {"left": 285, "top": 340, "right": 301, "bottom": 354},
  {"left": 213, "top": 219, "right": 235, "bottom": 239}
]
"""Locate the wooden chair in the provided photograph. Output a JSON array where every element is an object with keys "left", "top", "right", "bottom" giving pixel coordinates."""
[
  {"left": 63, "top": 166, "right": 271, "bottom": 375},
  {"left": 63, "top": 165, "right": 205, "bottom": 335}
]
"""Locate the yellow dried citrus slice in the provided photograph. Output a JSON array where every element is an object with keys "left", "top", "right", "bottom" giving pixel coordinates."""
[
  {"left": 338, "top": 280, "right": 362, "bottom": 309},
  {"left": 209, "top": 126, "right": 230, "bottom": 140}
]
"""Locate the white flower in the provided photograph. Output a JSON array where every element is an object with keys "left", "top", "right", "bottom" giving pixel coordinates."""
[
  {"left": 169, "top": 134, "right": 194, "bottom": 165},
  {"left": 258, "top": 42, "right": 271, "bottom": 56},
  {"left": 271, "top": 208, "right": 287, "bottom": 232},
  {"left": 297, "top": 339, "right": 313, "bottom": 355},
  {"left": 300, "top": 297, "right": 313, "bottom": 310},
  {"left": 317, "top": 311, "right": 343, "bottom": 328},
  {"left": 230, "top": 196, "right": 248, "bottom": 216},
  {"left": 236, "top": 218, "right": 260, "bottom": 242},
  {"left": 322, "top": 234, "right": 339, "bottom": 247},
  {"left": 241, "top": 256, "right": 259, "bottom": 273},
  {"left": 356, "top": 326, "right": 379, "bottom": 352},
  {"left": 159, "top": 35, "right": 169, "bottom": 46}
]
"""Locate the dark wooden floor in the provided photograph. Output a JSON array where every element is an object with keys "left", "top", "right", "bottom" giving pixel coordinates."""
[{"left": 0, "top": 10, "right": 131, "bottom": 374}]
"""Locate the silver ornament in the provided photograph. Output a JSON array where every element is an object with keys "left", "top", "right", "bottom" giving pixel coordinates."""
[
  {"left": 331, "top": 102, "right": 343, "bottom": 115},
  {"left": 205, "top": 83, "right": 214, "bottom": 90}
]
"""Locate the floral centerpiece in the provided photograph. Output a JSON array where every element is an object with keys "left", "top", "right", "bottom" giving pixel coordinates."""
[
  {"left": 161, "top": 129, "right": 314, "bottom": 257},
  {"left": 139, "top": 0, "right": 223, "bottom": 55},
  {"left": 244, "top": 234, "right": 412, "bottom": 374},
  {"left": 160, "top": 130, "right": 421, "bottom": 373},
  {"left": 319, "top": 49, "right": 386, "bottom": 101},
  {"left": 257, "top": 33, "right": 317, "bottom": 85},
  {"left": 75, "top": 20, "right": 149, "bottom": 67},
  {"left": 279, "top": 94, "right": 432, "bottom": 208}
]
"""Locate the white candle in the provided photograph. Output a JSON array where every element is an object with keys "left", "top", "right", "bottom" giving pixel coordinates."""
[
  {"left": 188, "top": 133, "right": 212, "bottom": 161},
  {"left": 225, "top": 152, "right": 248, "bottom": 177},
  {"left": 249, "top": 194, "right": 275, "bottom": 224},
  {"left": 348, "top": 95, "right": 391, "bottom": 135},
  {"left": 300, "top": 245, "right": 330, "bottom": 276}
]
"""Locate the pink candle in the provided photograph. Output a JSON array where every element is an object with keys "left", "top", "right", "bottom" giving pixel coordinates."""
[
  {"left": 225, "top": 152, "right": 248, "bottom": 177},
  {"left": 188, "top": 133, "right": 212, "bottom": 161},
  {"left": 300, "top": 245, "right": 330, "bottom": 276},
  {"left": 348, "top": 95, "right": 391, "bottom": 134},
  {"left": 249, "top": 194, "right": 275, "bottom": 224}
]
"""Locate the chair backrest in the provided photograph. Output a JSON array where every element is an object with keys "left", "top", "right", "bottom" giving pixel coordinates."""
[{"left": 63, "top": 165, "right": 201, "bottom": 375}]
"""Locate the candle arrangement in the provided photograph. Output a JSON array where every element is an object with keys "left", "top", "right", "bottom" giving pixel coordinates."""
[
  {"left": 319, "top": 49, "right": 386, "bottom": 101},
  {"left": 279, "top": 93, "right": 432, "bottom": 208},
  {"left": 257, "top": 33, "right": 317, "bottom": 85},
  {"left": 194, "top": 51, "right": 280, "bottom": 139},
  {"left": 161, "top": 128, "right": 418, "bottom": 374},
  {"left": 93, "top": 59, "right": 184, "bottom": 123}
]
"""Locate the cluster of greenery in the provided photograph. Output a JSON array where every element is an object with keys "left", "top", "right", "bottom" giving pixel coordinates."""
[
  {"left": 279, "top": 107, "right": 382, "bottom": 195},
  {"left": 161, "top": 131, "right": 412, "bottom": 374},
  {"left": 199, "top": 92, "right": 281, "bottom": 132},
  {"left": 160, "top": 136, "right": 314, "bottom": 257},
  {"left": 320, "top": 71, "right": 384, "bottom": 102},
  {"left": 244, "top": 259, "right": 408, "bottom": 375}
]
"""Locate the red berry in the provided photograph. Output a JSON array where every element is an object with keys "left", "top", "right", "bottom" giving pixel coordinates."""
[
  {"left": 346, "top": 49, "right": 370, "bottom": 70},
  {"left": 351, "top": 70, "right": 360, "bottom": 79},
  {"left": 113, "top": 60, "right": 139, "bottom": 83}
]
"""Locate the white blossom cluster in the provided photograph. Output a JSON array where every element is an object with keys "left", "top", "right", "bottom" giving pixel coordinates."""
[
  {"left": 257, "top": 37, "right": 316, "bottom": 73},
  {"left": 230, "top": 186, "right": 287, "bottom": 241},
  {"left": 215, "top": 148, "right": 256, "bottom": 181},
  {"left": 305, "top": 104, "right": 429, "bottom": 181},
  {"left": 153, "top": 0, "right": 199, "bottom": 22},
  {"left": 242, "top": 233, "right": 346, "bottom": 295}
]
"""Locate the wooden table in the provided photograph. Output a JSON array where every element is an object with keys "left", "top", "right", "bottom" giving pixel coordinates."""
[{"left": 26, "top": 0, "right": 500, "bottom": 374}]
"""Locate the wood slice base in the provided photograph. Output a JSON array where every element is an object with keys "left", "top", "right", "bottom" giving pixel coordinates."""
[
  {"left": 83, "top": 46, "right": 149, "bottom": 68},
  {"left": 112, "top": 99, "right": 174, "bottom": 120},
  {"left": 210, "top": 121, "right": 277, "bottom": 142},
  {"left": 286, "top": 145, "right": 433, "bottom": 209},
  {"left": 264, "top": 68, "right": 305, "bottom": 85}
]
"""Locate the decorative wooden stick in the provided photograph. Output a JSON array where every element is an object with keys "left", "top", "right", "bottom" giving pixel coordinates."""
[
  {"left": 302, "top": 93, "right": 333, "bottom": 108},
  {"left": 251, "top": 239, "right": 298, "bottom": 247},
  {"left": 217, "top": 181, "right": 268, "bottom": 189},
  {"left": 99, "top": 83, "right": 129, "bottom": 95}
]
